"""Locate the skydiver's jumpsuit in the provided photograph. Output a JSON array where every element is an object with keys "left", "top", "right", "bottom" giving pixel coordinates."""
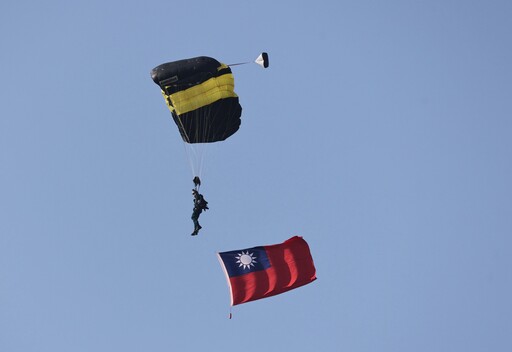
[{"left": 191, "top": 191, "right": 208, "bottom": 235}]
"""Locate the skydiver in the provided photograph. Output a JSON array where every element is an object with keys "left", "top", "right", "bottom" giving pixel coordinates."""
[
  {"left": 191, "top": 189, "right": 209, "bottom": 236},
  {"left": 193, "top": 176, "right": 201, "bottom": 190}
]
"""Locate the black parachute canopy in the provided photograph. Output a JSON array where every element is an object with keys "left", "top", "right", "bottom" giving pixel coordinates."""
[{"left": 151, "top": 56, "right": 242, "bottom": 144}]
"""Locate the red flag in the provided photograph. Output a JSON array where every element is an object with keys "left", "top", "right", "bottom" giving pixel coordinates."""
[{"left": 217, "top": 236, "right": 317, "bottom": 306}]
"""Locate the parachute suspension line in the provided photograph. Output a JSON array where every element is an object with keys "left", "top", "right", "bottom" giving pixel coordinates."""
[
  {"left": 227, "top": 62, "right": 250, "bottom": 67},
  {"left": 183, "top": 143, "right": 196, "bottom": 178},
  {"left": 187, "top": 100, "right": 214, "bottom": 181},
  {"left": 194, "top": 73, "right": 225, "bottom": 181},
  {"left": 175, "top": 109, "right": 197, "bottom": 179},
  {"left": 184, "top": 142, "right": 209, "bottom": 181},
  {"left": 196, "top": 103, "right": 213, "bottom": 180}
]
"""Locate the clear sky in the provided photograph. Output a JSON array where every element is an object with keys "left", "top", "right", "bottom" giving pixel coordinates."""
[{"left": 1, "top": 1, "right": 511, "bottom": 351}]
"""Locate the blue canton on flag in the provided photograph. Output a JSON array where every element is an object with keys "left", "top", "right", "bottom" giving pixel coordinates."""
[{"left": 218, "top": 246, "right": 271, "bottom": 277}]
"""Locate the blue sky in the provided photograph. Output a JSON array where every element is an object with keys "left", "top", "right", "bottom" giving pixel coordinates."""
[{"left": 1, "top": 1, "right": 511, "bottom": 351}]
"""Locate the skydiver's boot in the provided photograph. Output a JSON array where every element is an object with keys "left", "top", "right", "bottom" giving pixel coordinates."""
[{"left": 191, "top": 225, "right": 202, "bottom": 236}]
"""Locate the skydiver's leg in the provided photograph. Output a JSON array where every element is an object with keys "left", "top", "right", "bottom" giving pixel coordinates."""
[
  {"left": 191, "top": 209, "right": 202, "bottom": 234},
  {"left": 191, "top": 217, "right": 199, "bottom": 236},
  {"left": 194, "top": 217, "right": 201, "bottom": 232},
  {"left": 191, "top": 207, "right": 204, "bottom": 235},
  {"left": 191, "top": 220, "right": 201, "bottom": 236}
]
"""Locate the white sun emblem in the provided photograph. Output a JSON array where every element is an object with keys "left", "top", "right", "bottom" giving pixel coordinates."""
[{"left": 235, "top": 251, "right": 257, "bottom": 270}]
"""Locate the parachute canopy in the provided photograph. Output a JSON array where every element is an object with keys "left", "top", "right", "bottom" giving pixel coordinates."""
[{"left": 151, "top": 56, "right": 242, "bottom": 144}]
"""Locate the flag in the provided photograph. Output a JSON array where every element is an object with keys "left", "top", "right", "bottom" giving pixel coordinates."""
[{"left": 217, "top": 236, "right": 317, "bottom": 306}]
